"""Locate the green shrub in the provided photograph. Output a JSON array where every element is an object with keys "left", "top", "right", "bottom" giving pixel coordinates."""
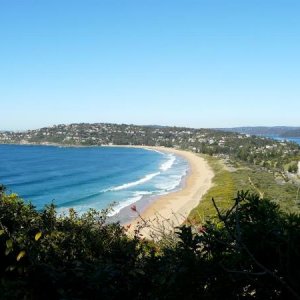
[
  {"left": 0, "top": 188, "right": 300, "bottom": 299},
  {"left": 288, "top": 162, "right": 299, "bottom": 173}
]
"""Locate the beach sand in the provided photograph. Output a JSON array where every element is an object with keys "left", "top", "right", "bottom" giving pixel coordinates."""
[{"left": 125, "top": 147, "right": 214, "bottom": 239}]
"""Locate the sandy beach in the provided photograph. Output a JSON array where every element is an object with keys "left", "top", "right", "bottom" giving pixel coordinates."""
[{"left": 125, "top": 146, "right": 214, "bottom": 238}]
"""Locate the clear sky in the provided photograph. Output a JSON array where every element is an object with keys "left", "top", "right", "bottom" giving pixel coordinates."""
[{"left": 1, "top": 0, "right": 300, "bottom": 130}]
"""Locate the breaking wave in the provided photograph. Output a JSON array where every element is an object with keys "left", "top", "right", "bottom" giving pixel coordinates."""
[
  {"left": 105, "top": 172, "right": 160, "bottom": 192},
  {"left": 160, "top": 154, "right": 176, "bottom": 171}
]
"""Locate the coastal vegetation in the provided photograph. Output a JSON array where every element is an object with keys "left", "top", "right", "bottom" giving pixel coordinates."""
[
  {"left": 1, "top": 187, "right": 300, "bottom": 299},
  {"left": 189, "top": 155, "right": 300, "bottom": 222}
]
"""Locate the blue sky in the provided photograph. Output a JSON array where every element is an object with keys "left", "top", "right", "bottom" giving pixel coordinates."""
[{"left": 1, "top": 0, "right": 299, "bottom": 130}]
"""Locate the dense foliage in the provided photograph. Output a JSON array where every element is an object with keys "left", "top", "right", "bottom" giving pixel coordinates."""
[{"left": 1, "top": 187, "right": 300, "bottom": 299}]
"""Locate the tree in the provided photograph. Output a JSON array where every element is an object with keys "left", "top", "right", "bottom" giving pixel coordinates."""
[{"left": 0, "top": 187, "right": 300, "bottom": 299}]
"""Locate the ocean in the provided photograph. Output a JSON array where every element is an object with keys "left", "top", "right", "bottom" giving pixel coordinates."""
[
  {"left": 0, "top": 145, "right": 188, "bottom": 222},
  {"left": 278, "top": 137, "right": 300, "bottom": 145},
  {"left": 263, "top": 135, "right": 300, "bottom": 145}
]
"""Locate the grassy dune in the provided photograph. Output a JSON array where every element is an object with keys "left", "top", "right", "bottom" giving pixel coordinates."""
[{"left": 189, "top": 155, "right": 300, "bottom": 223}]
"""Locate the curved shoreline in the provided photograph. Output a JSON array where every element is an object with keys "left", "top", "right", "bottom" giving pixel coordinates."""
[
  {"left": 125, "top": 146, "right": 214, "bottom": 237},
  {"left": 1, "top": 143, "right": 214, "bottom": 233}
]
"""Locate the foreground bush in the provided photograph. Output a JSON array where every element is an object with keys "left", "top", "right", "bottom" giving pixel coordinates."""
[{"left": 0, "top": 186, "right": 300, "bottom": 299}]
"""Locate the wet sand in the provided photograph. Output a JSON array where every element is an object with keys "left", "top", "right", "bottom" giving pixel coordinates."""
[{"left": 125, "top": 147, "right": 214, "bottom": 238}]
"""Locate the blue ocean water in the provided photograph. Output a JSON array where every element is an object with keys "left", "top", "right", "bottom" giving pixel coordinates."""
[
  {"left": 263, "top": 135, "right": 300, "bottom": 145},
  {"left": 0, "top": 145, "right": 188, "bottom": 217},
  {"left": 279, "top": 137, "right": 300, "bottom": 145}
]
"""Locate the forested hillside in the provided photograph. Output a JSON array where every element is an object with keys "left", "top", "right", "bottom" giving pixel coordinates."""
[{"left": 218, "top": 126, "right": 300, "bottom": 136}]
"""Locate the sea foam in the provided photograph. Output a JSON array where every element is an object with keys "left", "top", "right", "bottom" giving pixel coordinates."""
[
  {"left": 160, "top": 154, "right": 176, "bottom": 171},
  {"left": 106, "top": 172, "right": 161, "bottom": 192},
  {"left": 109, "top": 191, "right": 154, "bottom": 216}
]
